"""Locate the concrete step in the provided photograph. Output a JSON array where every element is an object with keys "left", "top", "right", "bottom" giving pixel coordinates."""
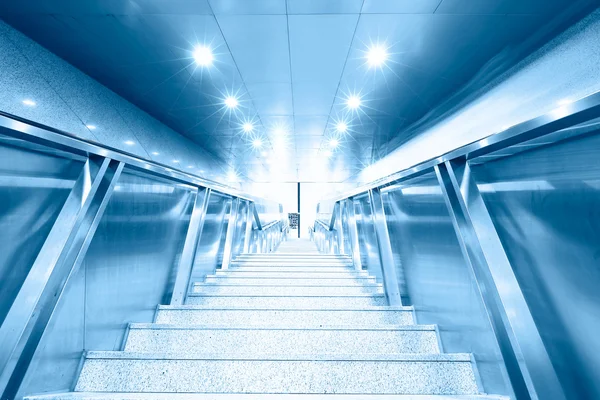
[
  {"left": 229, "top": 266, "right": 357, "bottom": 273},
  {"left": 154, "top": 306, "right": 415, "bottom": 327},
  {"left": 190, "top": 284, "right": 384, "bottom": 296},
  {"left": 124, "top": 324, "right": 439, "bottom": 354},
  {"left": 27, "top": 394, "right": 507, "bottom": 400},
  {"left": 201, "top": 276, "right": 376, "bottom": 286},
  {"left": 231, "top": 262, "right": 353, "bottom": 268},
  {"left": 185, "top": 294, "right": 388, "bottom": 308},
  {"left": 236, "top": 255, "right": 352, "bottom": 259},
  {"left": 74, "top": 352, "right": 480, "bottom": 394},
  {"left": 214, "top": 270, "right": 369, "bottom": 278}
]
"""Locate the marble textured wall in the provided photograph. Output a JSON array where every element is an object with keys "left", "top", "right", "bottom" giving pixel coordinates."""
[{"left": 0, "top": 20, "right": 237, "bottom": 188}]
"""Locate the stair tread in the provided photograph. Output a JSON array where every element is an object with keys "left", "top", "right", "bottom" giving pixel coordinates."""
[
  {"left": 26, "top": 393, "right": 507, "bottom": 399},
  {"left": 129, "top": 323, "right": 433, "bottom": 331},
  {"left": 85, "top": 351, "right": 471, "bottom": 361},
  {"left": 157, "top": 305, "right": 413, "bottom": 311}
]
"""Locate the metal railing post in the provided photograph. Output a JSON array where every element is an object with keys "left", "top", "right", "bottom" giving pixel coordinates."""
[
  {"left": 0, "top": 157, "right": 123, "bottom": 398},
  {"left": 170, "top": 188, "right": 211, "bottom": 305},
  {"left": 242, "top": 202, "right": 254, "bottom": 254},
  {"left": 435, "top": 158, "right": 565, "bottom": 400},
  {"left": 368, "top": 188, "right": 403, "bottom": 306},
  {"left": 221, "top": 197, "right": 241, "bottom": 270},
  {"left": 345, "top": 198, "right": 363, "bottom": 271}
]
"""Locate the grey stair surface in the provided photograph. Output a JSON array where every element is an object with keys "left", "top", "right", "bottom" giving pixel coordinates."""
[
  {"left": 185, "top": 294, "right": 389, "bottom": 308},
  {"left": 154, "top": 305, "right": 415, "bottom": 326},
  {"left": 26, "top": 394, "right": 507, "bottom": 399},
  {"left": 75, "top": 352, "right": 479, "bottom": 394},
  {"left": 190, "top": 283, "right": 384, "bottom": 295},
  {"left": 124, "top": 324, "right": 440, "bottom": 354},
  {"left": 27, "top": 239, "right": 496, "bottom": 398}
]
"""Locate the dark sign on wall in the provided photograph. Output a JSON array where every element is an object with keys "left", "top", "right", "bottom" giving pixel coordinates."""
[{"left": 288, "top": 212, "right": 299, "bottom": 229}]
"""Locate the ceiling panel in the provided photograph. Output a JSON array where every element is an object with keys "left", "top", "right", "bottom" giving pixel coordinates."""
[
  {"left": 289, "top": 15, "right": 357, "bottom": 83},
  {"left": 287, "top": 0, "right": 363, "bottom": 15},
  {"left": 245, "top": 82, "right": 293, "bottom": 116},
  {"left": 435, "top": 0, "right": 568, "bottom": 15},
  {"left": 208, "top": 0, "right": 286, "bottom": 15},
  {"left": 361, "top": 0, "right": 443, "bottom": 14},
  {"left": 217, "top": 14, "right": 290, "bottom": 83}
]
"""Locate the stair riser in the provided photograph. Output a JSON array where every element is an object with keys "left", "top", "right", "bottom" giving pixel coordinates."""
[
  {"left": 191, "top": 285, "right": 384, "bottom": 296},
  {"left": 154, "top": 309, "right": 414, "bottom": 326},
  {"left": 124, "top": 328, "right": 439, "bottom": 354},
  {"left": 185, "top": 296, "right": 388, "bottom": 308},
  {"left": 201, "top": 277, "right": 376, "bottom": 285},
  {"left": 231, "top": 263, "right": 353, "bottom": 268},
  {"left": 214, "top": 271, "right": 368, "bottom": 278},
  {"left": 75, "top": 359, "right": 479, "bottom": 394},
  {"left": 229, "top": 267, "right": 357, "bottom": 273}
]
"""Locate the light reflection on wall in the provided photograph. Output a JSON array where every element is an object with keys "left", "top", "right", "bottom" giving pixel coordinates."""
[{"left": 358, "top": 10, "right": 600, "bottom": 185}]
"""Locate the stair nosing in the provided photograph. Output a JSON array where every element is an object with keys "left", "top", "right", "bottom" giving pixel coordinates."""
[
  {"left": 84, "top": 351, "right": 472, "bottom": 362},
  {"left": 128, "top": 323, "right": 434, "bottom": 331},
  {"left": 186, "top": 293, "right": 387, "bottom": 298},
  {"left": 157, "top": 305, "right": 414, "bottom": 311},
  {"left": 192, "top": 282, "right": 383, "bottom": 288}
]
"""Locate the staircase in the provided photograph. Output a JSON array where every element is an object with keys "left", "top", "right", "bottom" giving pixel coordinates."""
[{"left": 26, "top": 239, "right": 506, "bottom": 399}]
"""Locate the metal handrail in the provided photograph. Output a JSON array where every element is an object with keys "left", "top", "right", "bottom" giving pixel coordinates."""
[
  {"left": 324, "top": 90, "right": 600, "bottom": 203},
  {"left": 0, "top": 111, "right": 268, "bottom": 204},
  {"left": 260, "top": 220, "right": 281, "bottom": 230}
]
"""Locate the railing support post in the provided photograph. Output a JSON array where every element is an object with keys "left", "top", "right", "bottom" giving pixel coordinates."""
[
  {"left": 221, "top": 197, "right": 241, "bottom": 269},
  {"left": 368, "top": 188, "right": 402, "bottom": 306},
  {"left": 170, "top": 188, "right": 211, "bottom": 305},
  {"left": 0, "top": 156, "right": 123, "bottom": 398},
  {"left": 435, "top": 158, "right": 565, "bottom": 400},
  {"left": 345, "top": 198, "right": 362, "bottom": 271},
  {"left": 243, "top": 202, "right": 254, "bottom": 254}
]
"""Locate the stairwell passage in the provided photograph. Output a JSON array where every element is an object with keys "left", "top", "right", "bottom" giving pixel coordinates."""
[{"left": 26, "top": 239, "right": 506, "bottom": 399}]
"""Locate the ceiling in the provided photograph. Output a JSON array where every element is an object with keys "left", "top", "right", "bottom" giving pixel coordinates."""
[{"left": 0, "top": 0, "right": 594, "bottom": 183}]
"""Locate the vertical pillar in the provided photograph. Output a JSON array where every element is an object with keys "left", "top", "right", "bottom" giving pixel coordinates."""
[
  {"left": 0, "top": 157, "right": 123, "bottom": 398},
  {"left": 368, "top": 188, "right": 402, "bottom": 306},
  {"left": 221, "top": 197, "right": 240, "bottom": 269},
  {"left": 335, "top": 201, "right": 345, "bottom": 255},
  {"left": 243, "top": 202, "right": 254, "bottom": 254},
  {"left": 170, "top": 188, "right": 211, "bottom": 305},
  {"left": 435, "top": 158, "right": 565, "bottom": 400},
  {"left": 345, "top": 198, "right": 362, "bottom": 271}
]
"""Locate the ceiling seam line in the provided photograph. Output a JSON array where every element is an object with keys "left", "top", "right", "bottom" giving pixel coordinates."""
[
  {"left": 317, "top": 1, "right": 365, "bottom": 156},
  {"left": 285, "top": 0, "right": 299, "bottom": 181},
  {"left": 206, "top": 1, "right": 271, "bottom": 177}
]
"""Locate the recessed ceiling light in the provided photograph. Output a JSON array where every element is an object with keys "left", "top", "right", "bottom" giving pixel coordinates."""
[
  {"left": 22, "top": 99, "right": 36, "bottom": 106},
  {"left": 187, "top": 165, "right": 194, "bottom": 168},
  {"left": 329, "top": 138, "right": 339, "bottom": 148},
  {"left": 224, "top": 96, "right": 239, "bottom": 109},
  {"left": 124, "top": 140, "right": 135, "bottom": 146},
  {"left": 252, "top": 138, "right": 263, "bottom": 149},
  {"left": 346, "top": 95, "right": 361, "bottom": 110},
  {"left": 152, "top": 152, "right": 160, "bottom": 156},
  {"left": 199, "top": 170, "right": 205, "bottom": 173},
  {"left": 367, "top": 44, "right": 389, "bottom": 68},
  {"left": 86, "top": 124, "right": 97, "bottom": 130},
  {"left": 193, "top": 46, "right": 214, "bottom": 67},
  {"left": 243, "top": 122, "right": 254, "bottom": 133},
  {"left": 336, "top": 122, "right": 348, "bottom": 133},
  {"left": 173, "top": 159, "right": 180, "bottom": 163}
]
